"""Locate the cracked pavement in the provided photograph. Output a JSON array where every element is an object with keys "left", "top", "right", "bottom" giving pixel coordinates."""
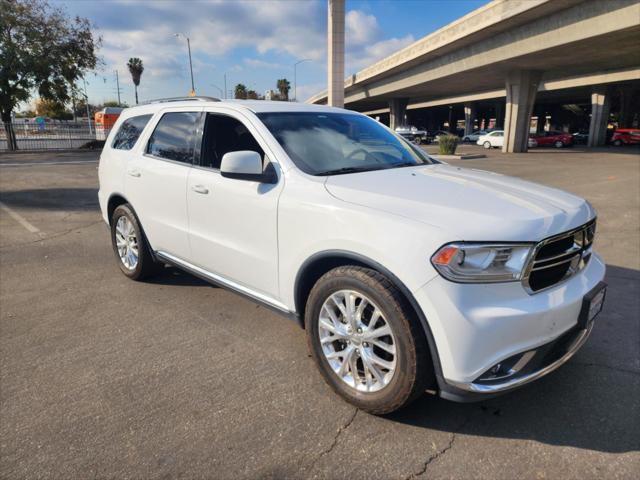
[{"left": 1, "top": 148, "right": 639, "bottom": 479}]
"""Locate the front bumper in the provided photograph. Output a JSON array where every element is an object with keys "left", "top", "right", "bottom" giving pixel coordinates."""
[{"left": 413, "top": 252, "right": 606, "bottom": 400}]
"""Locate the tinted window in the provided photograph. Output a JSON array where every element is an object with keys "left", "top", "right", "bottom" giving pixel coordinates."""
[
  {"left": 201, "top": 114, "right": 264, "bottom": 169},
  {"left": 258, "top": 112, "right": 432, "bottom": 176},
  {"left": 146, "top": 112, "right": 200, "bottom": 163},
  {"left": 111, "top": 114, "right": 152, "bottom": 150}
]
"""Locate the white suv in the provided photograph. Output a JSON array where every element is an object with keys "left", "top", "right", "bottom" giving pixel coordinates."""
[{"left": 98, "top": 97, "right": 606, "bottom": 414}]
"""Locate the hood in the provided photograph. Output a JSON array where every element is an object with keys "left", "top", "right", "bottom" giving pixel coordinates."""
[{"left": 324, "top": 164, "right": 595, "bottom": 241}]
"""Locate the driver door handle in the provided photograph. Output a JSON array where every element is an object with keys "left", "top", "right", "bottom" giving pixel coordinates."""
[
  {"left": 127, "top": 169, "right": 141, "bottom": 178},
  {"left": 191, "top": 185, "right": 209, "bottom": 195}
]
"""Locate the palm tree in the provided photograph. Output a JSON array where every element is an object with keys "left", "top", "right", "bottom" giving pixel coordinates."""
[
  {"left": 127, "top": 57, "right": 144, "bottom": 104},
  {"left": 234, "top": 83, "right": 247, "bottom": 99},
  {"left": 276, "top": 78, "right": 290, "bottom": 101}
]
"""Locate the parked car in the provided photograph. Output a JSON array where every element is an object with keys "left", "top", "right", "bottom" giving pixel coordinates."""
[
  {"left": 610, "top": 128, "right": 640, "bottom": 146},
  {"left": 531, "top": 130, "right": 573, "bottom": 148},
  {"left": 478, "top": 130, "right": 537, "bottom": 149},
  {"left": 395, "top": 125, "right": 429, "bottom": 144},
  {"left": 572, "top": 130, "right": 589, "bottom": 145},
  {"left": 99, "top": 97, "right": 606, "bottom": 414},
  {"left": 463, "top": 130, "right": 489, "bottom": 143},
  {"left": 431, "top": 130, "right": 450, "bottom": 143}
]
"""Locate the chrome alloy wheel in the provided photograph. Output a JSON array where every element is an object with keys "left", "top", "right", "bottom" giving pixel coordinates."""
[
  {"left": 115, "top": 216, "right": 139, "bottom": 270},
  {"left": 318, "top": 290, "right": 397, "bottom": 393}
]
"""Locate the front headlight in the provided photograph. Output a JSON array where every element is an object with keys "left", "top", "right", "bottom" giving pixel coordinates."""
[{"left": 431, "top": 243, "right": 534, "bottom": 283}]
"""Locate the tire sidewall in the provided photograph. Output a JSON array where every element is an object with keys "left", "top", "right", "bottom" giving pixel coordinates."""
[
  {"left": 111, "top": 204, "right": 146, "bottom": 279},
  {"left": 306, "top": 270, "right": 420, "bottom": 411},
  {"left": 484, "top": 141, "right": 491, "bottom": 149}
]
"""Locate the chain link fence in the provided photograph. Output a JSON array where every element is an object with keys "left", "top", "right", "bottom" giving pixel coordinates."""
[{"left": 1, "top": 121, "right": 111, "bottom": 151}]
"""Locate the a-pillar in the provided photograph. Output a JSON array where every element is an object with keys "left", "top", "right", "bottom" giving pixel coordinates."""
[
  {"left": 464, "top": 102, "right": 476, "bottom": 136},
  {"left": 503, "top": 70, "right": 541, "bottom": 153},
  {"left": 588, "top": 87, "right": 610, "bottom": 147},
  {"left": 327, "top": 0, "right": 345, "bottom": 108},
  {"left": 389, "top": 98, "right": 408, "bottom": 130}
]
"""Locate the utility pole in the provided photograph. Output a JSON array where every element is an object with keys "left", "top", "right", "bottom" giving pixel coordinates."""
[
  {"left": 115, "top": 70, "right": 121, "bottom": 106},
  {"left": 83, "top": 76, "right": 92, "bottom": 134},
  {"left": 173, "top": 33, "right": 196, "bottom": 96},
  {"left": 224, "top": 73, "right": 227, "bottom": 100},
  {"left": 293, "top": 59, "right": 311, "bottom": 102}
]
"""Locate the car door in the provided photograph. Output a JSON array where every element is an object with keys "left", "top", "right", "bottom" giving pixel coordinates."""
[
  {"left": 124, "top": 108, "right": 202, "bottom": 260},
  {"left": 186, "top": 109, "right": 284, "bottom": 300},
  {"left": 491, "top": 131, "right": 504, "bottom": 147}
]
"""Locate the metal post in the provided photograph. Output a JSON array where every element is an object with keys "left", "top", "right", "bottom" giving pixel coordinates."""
[
  {"left": 83, "top": 76, "right": 92, "bottom": 135},
  {"left": 224, "top": 73, "right": 227, "bottom": 100},
  {"left": 115, "top": 70, "right": 121, "bottom": 106},
  {"left": 186, "top": 37, "right": 195, "bottom": 95}
]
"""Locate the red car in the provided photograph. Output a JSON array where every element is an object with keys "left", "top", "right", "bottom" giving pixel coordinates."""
[
  {"left": 531, "top": 130, "right": 574, "bottom": 148},
  {"left": 611, "top": 128, "right": 640, "bottom": 146}
]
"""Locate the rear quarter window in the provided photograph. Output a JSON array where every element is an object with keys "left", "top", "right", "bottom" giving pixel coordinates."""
[{"left": 111, "top": 114, "right": 153, "bottom": 150}]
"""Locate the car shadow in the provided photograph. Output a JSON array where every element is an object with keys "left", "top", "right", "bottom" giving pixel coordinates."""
[
  {"left": 383, "top": 264, "right": 639, "bottom": 454},
  {"left": 0, "top": 188, "right": 99, "bottom": 211},
  {"left": 146, "top": 266, "right": 213, "bottom": 288}
]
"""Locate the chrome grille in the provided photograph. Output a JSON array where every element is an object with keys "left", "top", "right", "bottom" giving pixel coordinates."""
[{"left": 523, "top": 220, "right": 596, "bottom": 293}]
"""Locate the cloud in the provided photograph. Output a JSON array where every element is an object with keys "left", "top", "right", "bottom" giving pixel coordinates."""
[
  {"left": 243, "top": 58, "right": 286, "bottom": 70},
  {"left": 346, "top": 10, "right": 381, "bottom": 45}
]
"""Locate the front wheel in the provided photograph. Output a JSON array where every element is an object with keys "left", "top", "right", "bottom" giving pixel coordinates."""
[
  {"left": 305, "top": 266, "right": 432, "bottom": 414},
  {"left": 554, "top": 140, "right": 564, "bottom": 148},
  {"left": 613, "top": 139, "right": 622, "bottom": 146},
  {"left": 483, "top": 141, "right": 492, "bottom": 149}
]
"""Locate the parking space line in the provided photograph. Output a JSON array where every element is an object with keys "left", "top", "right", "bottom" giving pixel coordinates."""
[
  {"left": 0, "top": 160, "right": 99, "bottom": 167},
  {"left": 0, "top": 201, "right": 41, "bottom": 234}
]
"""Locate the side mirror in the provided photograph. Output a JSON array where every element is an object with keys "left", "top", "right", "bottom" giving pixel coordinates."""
[{"left": 220, "top": 151, "right": 276, "bottom": 183}]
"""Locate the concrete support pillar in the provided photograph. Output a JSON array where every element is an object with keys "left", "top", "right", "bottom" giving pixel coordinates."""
[
  {"left": 494, "top": 101, "right": 504, "bottom": 129},
  {"left": 389, "top": 98, "right": 408, "bottom": 130},
  {"left": 503, "top": 70, "right": 541, "bottom": 153},
  {"left": 327, "top": 0, "right": 345, "bottom": 108},
  {"left": 464, "top": 102, "right": 476, "bottom": 136},
  {"left": 588, "top": 87, "right": 610, "bottom": 147}
]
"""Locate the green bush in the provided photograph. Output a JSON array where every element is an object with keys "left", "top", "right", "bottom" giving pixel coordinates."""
[{"left": 438, "top": 134, "right": 459, "bottom": 155}]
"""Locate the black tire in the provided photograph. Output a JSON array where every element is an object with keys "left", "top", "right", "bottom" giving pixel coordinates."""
[
  {"left": 483, "top": 141, "right": 492, "bottom": 149},
  {"left": 305, "top": 266, "right": 433, "bottom": 414},
  {"left": 613, "top": 139, "right": 622, "bottom": 146},
  {"left": 110, "top": 204, "right": 160, "bottom": 281},
  {"left": 413, "top": 137, "right": 422, "bottom": 145},
  {"left": 554, "top": 140, "right": 564, "bottom": 148},
  {"left": 463, "top": 137, "right": 470, "bottom": 143}
]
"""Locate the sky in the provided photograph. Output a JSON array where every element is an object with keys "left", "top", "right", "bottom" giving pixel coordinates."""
[{"left": 54, "top": 0, "right": 487, "bottom": 106}]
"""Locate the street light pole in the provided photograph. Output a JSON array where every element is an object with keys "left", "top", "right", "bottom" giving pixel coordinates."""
[
  {"left": 210, "top": 84, "right": 223, "bottom": 98},
  {"left": 174, "top": 33, "right": 196, "bottom": 95},
  {"left": 293, "top": 59, "right": 311, "bottom": 102}
]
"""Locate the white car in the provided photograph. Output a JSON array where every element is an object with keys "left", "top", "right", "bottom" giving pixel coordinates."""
[
  {"left": 477, "top": 130, "right": 537, "bottom": 149},
  {"left": 99, "top": 97, "right": 606, "bottom": 414},
  {"left": 463, "top": 130, "right": 488, "bottom": 143}
]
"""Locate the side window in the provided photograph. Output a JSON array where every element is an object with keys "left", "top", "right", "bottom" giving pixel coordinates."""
[
  {"left": 146, "top": 112, "right": 200, "bottom": 163},
  {"left": 200, "top": 113, "right": 264, "bottom": 169},
  {"left": 111, "top": 114, "right": 152, "bottom": 150}
]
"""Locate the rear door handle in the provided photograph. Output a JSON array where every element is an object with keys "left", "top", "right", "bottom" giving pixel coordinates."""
[
  {"left": 127, "top": 169, "right": 141, "bottom": 178},
  {"left": 191, "top": 185, "right": 209, "bottom": 194}
]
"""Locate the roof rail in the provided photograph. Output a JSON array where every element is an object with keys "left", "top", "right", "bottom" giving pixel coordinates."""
[{"left": 142, "top": 96, "right": 221, "bottom": 105}]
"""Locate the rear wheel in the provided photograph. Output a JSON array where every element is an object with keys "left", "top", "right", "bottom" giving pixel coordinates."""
[
  {"left": 483, "top": 141, "right": 492, "bottom": 149},
  {"left": 554, "top": 140, "right": 564, "bottom": 148},
  {"left": 305, "top": 266, "right": 432, "bottom": 414},
  {"left": 613, "top": 139, "right": 622, "bottom": 146},
  {"left": 413, "top": 136, "right": 422, "bottom": 145},
  {"left": 111, "top": 204, "right": 160, "bottom": 280}
]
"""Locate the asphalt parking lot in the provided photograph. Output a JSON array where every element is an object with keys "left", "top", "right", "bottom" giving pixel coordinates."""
[{"left": 1, "top": 146, "right": 638, "bottom": 479}]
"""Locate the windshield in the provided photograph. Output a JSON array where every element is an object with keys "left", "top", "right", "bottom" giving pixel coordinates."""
[{"left": 257, "top": 112, "right": 434, "bottom": 176}]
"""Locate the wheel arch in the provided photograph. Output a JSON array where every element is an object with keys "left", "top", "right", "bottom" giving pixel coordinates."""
[
  {"left": 293, "top": 250, "right": 445, "bottom": 390},
  {"left": 107, "top": 193, "right": 129, "bottom": 225}
]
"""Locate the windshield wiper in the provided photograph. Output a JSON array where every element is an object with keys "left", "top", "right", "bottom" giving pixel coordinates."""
[{"left": 316, "top": 166, "right": 381, "bottom": 176}]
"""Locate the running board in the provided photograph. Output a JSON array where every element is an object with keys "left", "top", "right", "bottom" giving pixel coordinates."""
[{"left": 155, "top": 251, "right": 302, "bottom": 327}]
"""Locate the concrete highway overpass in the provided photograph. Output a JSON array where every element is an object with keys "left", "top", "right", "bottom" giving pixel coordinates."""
[{"left": 309, "top": 0, "right": 640, "bottom": 151}]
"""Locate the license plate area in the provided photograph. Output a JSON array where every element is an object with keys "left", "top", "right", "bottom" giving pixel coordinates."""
[{"left": 578, "top": 281, "right": 607, "bottom": 329}]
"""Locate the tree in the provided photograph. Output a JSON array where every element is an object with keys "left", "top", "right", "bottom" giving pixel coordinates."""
[
  {"left": 102, "top": 100, "right": 128, "bottom": 108},
  {"left": 234, "top": 83, "right": 247, "bottom": 99},
  {"left": 127, "top": 57, "right": 144, "bottom": 105},
  {"left": 246, "top": 89, "right": 259, "bottom": 100},
  {"left": 276, "top": 78, "right": 290, "bottom": 101},
  {"left": 35, "top": 98, "right": 71, "bottom": 119},
  {"left": 0, "top": 0, "right": 100, "bottom": 149}
]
